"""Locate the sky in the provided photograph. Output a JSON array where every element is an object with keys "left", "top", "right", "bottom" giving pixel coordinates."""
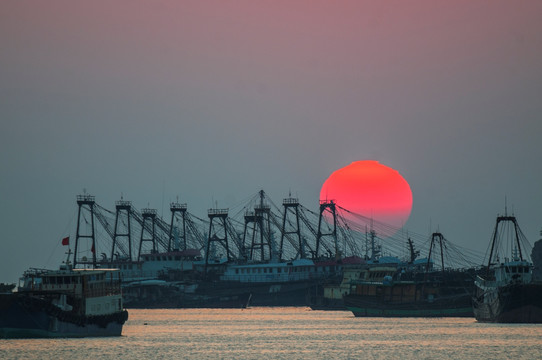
[{"left": 1, "top": 0, "right": 542, "bottom": 283}]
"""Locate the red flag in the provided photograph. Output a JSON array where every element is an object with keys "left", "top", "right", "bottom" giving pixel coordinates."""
[
  {"left": 91, "top": 243, "right": 95, "bottom": 253},
  {"left": 62, "top": 236, "right": 69, "bottom": 246}
]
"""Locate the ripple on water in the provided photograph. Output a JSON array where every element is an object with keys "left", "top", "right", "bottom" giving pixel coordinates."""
[{"left": 2, "top": 308, "right": 542, "bottom": 360}]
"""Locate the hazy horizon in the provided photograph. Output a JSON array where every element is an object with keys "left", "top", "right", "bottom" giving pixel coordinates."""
[{"left": 1, "top": 1, "right": 542, "bottom": 283}]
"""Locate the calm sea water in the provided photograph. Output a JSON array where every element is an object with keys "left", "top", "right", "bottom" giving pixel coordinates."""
[{"left": 2, "top": 308, "right": 542, "bottom": 359}]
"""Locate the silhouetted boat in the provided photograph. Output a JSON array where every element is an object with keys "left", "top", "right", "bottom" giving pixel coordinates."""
[
  {"left": 344, "top": 269, "right": 474, "bottom": 317},
  {"left": 473, "top": 215, "right": 542, "bottom": 323},
  {"left": 0, "top": 251, "right": 128, "bottom": 338},
  {"left": 204, "top": 259, "right": 320, "bottom": 307},
  {"left": 122, "top": 278, "right": 252, "bottom": 308},
  {"left": 344, "top": 232, "right": 475, "bottom": 317},
  {"left": 310, "top": 237, "right": 425, "bottom": 311},
  {"left": 308, "top": 256, "right": 365, "bottom": 310}
]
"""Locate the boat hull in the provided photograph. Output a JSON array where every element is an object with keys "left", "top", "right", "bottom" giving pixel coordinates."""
[
  {"left": 344, "top": 293, "right": 473, "bottom": 317},
  {"left": 195, "top": 280, "right": 313, "bottom": 307},
  {"left": 0, "top": 293, "right": 128, "bottom": 338},
  {"left": 308, "top": 290, "right": 345, "bottom": 310},
  {"left": 473, "top": 283, "right": 542, "bottom": 323},
  {"left": 122, "top": 279, "right": 315, "bottom": 308},
  {"left": 123, "top": 283, "right": 252, "bottom": 309}
]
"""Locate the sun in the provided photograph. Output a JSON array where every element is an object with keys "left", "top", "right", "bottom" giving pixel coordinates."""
[{"left": 320, "top": 160, "right": 412, "bottom": 229}]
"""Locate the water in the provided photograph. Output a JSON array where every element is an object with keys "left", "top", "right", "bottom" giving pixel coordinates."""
[{"left": 2, "top": 308, "right": 542, "bottom": 359}]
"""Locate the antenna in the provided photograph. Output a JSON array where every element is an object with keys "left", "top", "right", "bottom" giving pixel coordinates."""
[
  {"left": 161, "top": 178, "right": 165, "bottom": 218},
  {"left": 64, "top": 248, "right": 72, "bottom": 266}
]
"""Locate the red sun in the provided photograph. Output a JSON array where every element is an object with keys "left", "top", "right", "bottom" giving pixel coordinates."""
[{"left": 320, "top": 160, "right": 412, "bottom": 229}]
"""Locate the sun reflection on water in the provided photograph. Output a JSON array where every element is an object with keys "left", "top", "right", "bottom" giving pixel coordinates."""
[{"left": 2, "top": 308, "right": 542, "bottom": 359}]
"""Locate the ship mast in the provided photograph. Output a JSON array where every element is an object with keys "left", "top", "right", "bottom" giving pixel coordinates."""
[
  {"left": 205, "top": 207, "right": 230, "bottom": 273},
  {"left": 369, "top": 224, "right": 378, "bottom": 262},
  {"left": 138, "top": 208, "right": 158, "bottom": 260},
  {"left": 426, "top": 232, "right": 446, "bottom": 275},
  {"left": 407, "top": 237, "right": 419, "bottom": 264},
  {"left": 315, "top": 200, "right": 338, "bottom": 259},
  {"left": 280, "top": 194, "right": 303, "bottom": 260},
  {"left": 253, "top": 190, "right": 273, "bottom": 261},
  {"left": 74, "top": 193, "right": 97, "bottom": 268},
  {"left": 111, "top": 198, "right": 133, "bottom": 262},
  {"left": 169, "top": 201, "right": 187, "bottom": 251},
  {"left": 486, "top": 215, "right": 524, "bottom": 276}
]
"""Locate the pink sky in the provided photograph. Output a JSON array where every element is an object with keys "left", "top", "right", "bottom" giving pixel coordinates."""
[{"left": 1, "top": 1, "right": 542, "bottom": 281}]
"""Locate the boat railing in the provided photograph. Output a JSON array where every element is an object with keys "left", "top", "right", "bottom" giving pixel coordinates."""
[
  {"left": 221, "top": 273, "right": 311, "bottom": 283},
  {"left": 84, "top": 285, "right": 122, "bottom": 298}
]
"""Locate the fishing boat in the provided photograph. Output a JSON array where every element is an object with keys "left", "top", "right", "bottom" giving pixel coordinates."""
[
  {"left": 0, "top": 251, "right": 128, "bottom": 338},
  {"left": 473, "top": 215, "right": 542, "bottom": 323},
  {"left": 70, "top": 191, "right": 434, "bottom": 308},
  {"left": 183, "top": 194, "right": 341, "bottom": 307},
  {"left": 344, "top": 232, "right": 475, "bottom": 317},
  {"left": 309, "top": 236, "right": 424, "bottom": 311},
  {"left": 308, "top": 256, "right": 365, "bottom": 310},
  {"left": 344, "top": 271, "right": 474, "bottom": 317},
  {"left": 202, "top": 258, "right": 319, "bottom": 307}
]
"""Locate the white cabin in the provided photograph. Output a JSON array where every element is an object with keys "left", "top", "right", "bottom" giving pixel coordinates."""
[
  {"left": 220, "top": 259, "right": 316, "bottom": 283},
  {"left": 111, "top": 249, "right": 201, "bottom": 281},
  {"left": 18, "top": 267, "right": 123, "bottom": 316},
  {"left": 494, "top": 260, "right": 533, "bottom": 285}
]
